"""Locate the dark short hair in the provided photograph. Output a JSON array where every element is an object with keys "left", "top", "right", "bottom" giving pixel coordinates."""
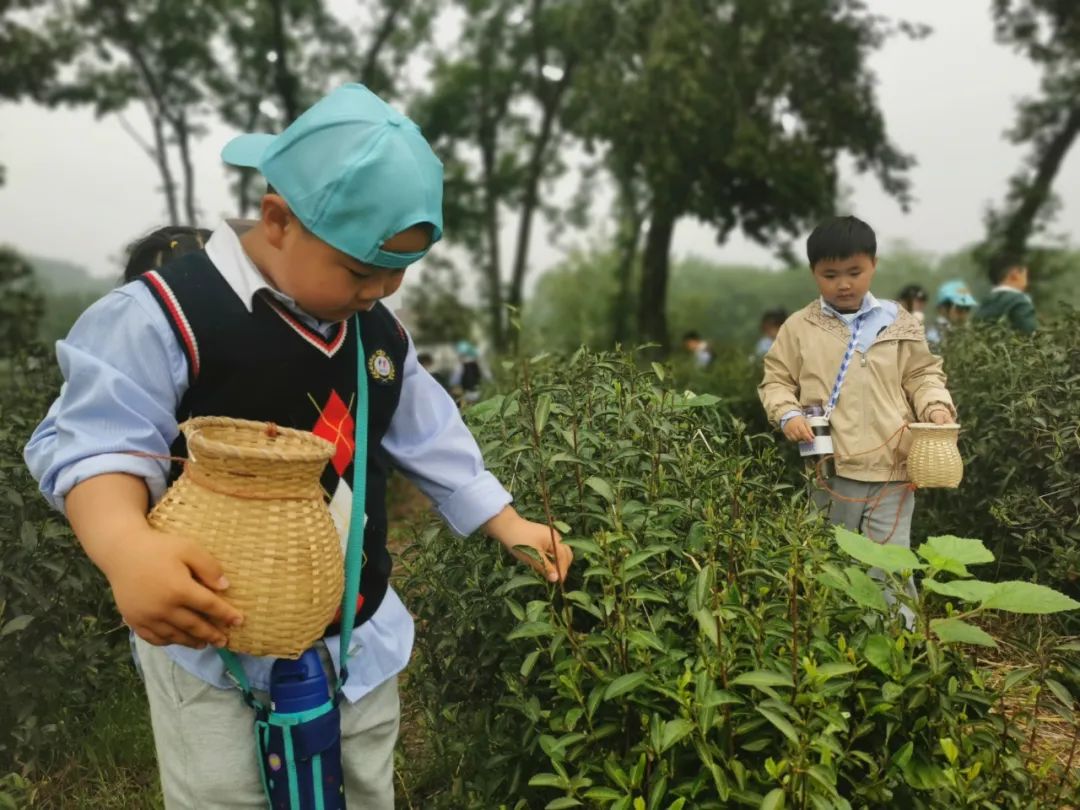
[
  {"left": 806, "top": 216, "right": 877, "bottom": 267},
  {"left": 989, "top": 253, "right": 1025, "bottom": 285},
  {"left": 123, "top": 226, "right": 212, "bottom": 283},
  {"left": 761, "top": 309, "right": 788, "bottom": 328},
  {"left": 682, "top": 331, "right": 702, "bottom": 342},
  {"left": 897, "top": 284, "right": 927, "bottom": 304}
]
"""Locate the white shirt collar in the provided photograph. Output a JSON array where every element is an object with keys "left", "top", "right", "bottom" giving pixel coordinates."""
[
  {"left": 992, "top": 285, "right": 1025, "bottom": 295},
  {"left": 204, "top": 219, "right": 335, "bottom": 336},
  {"left": 820, "top": 291, "right": 881, "bottom": 320}
]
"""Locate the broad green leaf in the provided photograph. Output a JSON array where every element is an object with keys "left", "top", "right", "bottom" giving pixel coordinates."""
[
  {"left": 627, "top": 629, "right": 666, "bottom": 653},
  {"left": 923, "top": 535, "right": 994, "bottom": 565},
  {"left": 757, "top": 707, "right": 799, "bottom": 743},
  {"left": 623, "top": 546, "right": 669, "bottom": 571},
  {"left": 584, "top": 788, "right": 625, "bottom": 801},
  {"left": 834, "top": 527, "right": 924, "bottom": 573},
  {"left": 521, "top": 649, "right": 541, "bottom": 678},
  {"left": 604, "top": 671, "right": 650, "bottom": 700},
  {"left": 535, "top": 393, "right": 553, "bottom": 434},
  {"left": 1002, "top": 666, "right": 1036, "bottom": 692},
  {"left": 562, "top": 537, "right": 602, "bottom": 555},
  {"left": 696, "top": 607, "right": 718, "bottom": 646},
  {"left": 507, "top": 621, "right": 556, "bottom": 640},
  {"left": 760, "top": 788, "right": 785, "bottom": 810},
  {"left": 666, "top": 800, "right": 687, "bottom": 810},
  {"left": 651, "top": 362, "right": 665, "bottom": 381},
  {"left": 862, "top": 634, "right": 894, "bottom": 676},
  {"left": 981, "top": 581, "right": 1080, "bottom": 614},
  {"left": 922, "top": 578, "right": 996, "bottom": 602},
  {"left": 931, "top": 618, "right": 997, "bottom": 648},
  {"left": 659, "top": 719, "right": 695, "bottom": 752},
  {"left": 497, "top": 574, "right": 546, "bottom": 594},
  {"left": 1045, "top": 678, "right": 1076, "bottom": 709},
  {"left": 843, "top": 566, "right": 889, "bottom": 612},
  {"left": 546, "top": 798, "right": 583, "bottom": 809},
  {"left": 0, "top": 615, "right": 33, "bottom": 636},
  {"left": 704, "top": 690, "right": 744, "bottom": 707},
  {"left": 585, "top": 476, "right": 615, "bottom": 503},
  {"left": 529, "top": 773, "right": 569, "bottom": 789},
  {"left": 731, "top": 671, "right": 793, "bottom": 690},
  {"left": 815, "top": 662, "right": 859, "bottom": 681}
]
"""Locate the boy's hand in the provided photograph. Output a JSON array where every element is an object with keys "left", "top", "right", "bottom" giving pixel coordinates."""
[
  {"left": 782, "top": 416, "right": 815, "bottom": 443},
  {"left": 103, "top": 526, "right": 244, "bottom": 649},
  {"left": 483, "top": 506, "right": 573, "bottom": 583},
  {"left": 928, "top": 408, "right": 954, "bottom": 425}
]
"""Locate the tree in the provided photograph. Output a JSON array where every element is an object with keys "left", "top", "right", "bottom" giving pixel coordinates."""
[
  {"left": 0, "top": 0, "right": 79, "bottom": 185},
  {"left": 211, "top": 0, "right": 439, "bottom": 215},
  {"left": 401, "top": 259, "right": 476, "bottom": 345},
  {"left": 570, "top": 0, "right": 918, "bottom": 350},
  {"left": 984, "top": 0, "right": 1080, "bottom": 262},
  {"left": 47, "top": 0, "right": 223, "bottom": 225},
  {"left": 414, "top": 0, "right": 586, "bottom": 351},
  {"left": 0, "top": 247, "right": 45, "bottom": 359}
]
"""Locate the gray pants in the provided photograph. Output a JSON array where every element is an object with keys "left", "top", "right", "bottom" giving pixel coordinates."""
[
  {"left": 813, "top": 477, "right": 917, "bottom": 625},
  {"left": 135, "top": 637, "right": 399, "bottom": 809}
]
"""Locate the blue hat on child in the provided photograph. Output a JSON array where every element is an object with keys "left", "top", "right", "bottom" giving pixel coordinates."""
[
  {"left": 221, "top": 84, "right": 443, "bottom": 269},
  {"left": 935, "top": 280, "right": 977, "bottom": 308}
]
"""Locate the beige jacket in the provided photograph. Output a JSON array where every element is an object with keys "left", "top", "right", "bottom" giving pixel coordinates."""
[{"left": 758, "top": 301, "right": 955, "bottom": 482}]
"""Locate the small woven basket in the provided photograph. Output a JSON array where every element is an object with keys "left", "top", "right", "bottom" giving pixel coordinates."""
[
  {"left": 906, "top": 423, "right": 963, "bottom": 489},
  {"left": 148, "top": 417, "right": 343, "bottom": 658}
]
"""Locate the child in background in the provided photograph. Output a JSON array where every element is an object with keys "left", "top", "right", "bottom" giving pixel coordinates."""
[
  {"left": 123, "top": 226, "right": 213, "bottom": 283},
  {"left": 26, "top": 84, "right": 572, "bottom": 809},
  {"left": 974, "top": 254, "right": 1036, "bottom": 334},
  {"left": 925, "top": 280, "right": 977, "bottom": 349},
  {"left": 758, "top": 216, "right": 956, "bottom": 622},
  {"left": 754, "top": 309, "right": 788, "bottom": 358}
]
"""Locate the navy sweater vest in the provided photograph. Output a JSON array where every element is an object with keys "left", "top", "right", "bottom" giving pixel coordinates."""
[{"left": 140, "top": 251, "right": 408, "bottom": 631}]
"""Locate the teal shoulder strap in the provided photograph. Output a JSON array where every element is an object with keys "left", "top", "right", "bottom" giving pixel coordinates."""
[{"left": 217, "top": 313, "right": 369, "bottom": 702}]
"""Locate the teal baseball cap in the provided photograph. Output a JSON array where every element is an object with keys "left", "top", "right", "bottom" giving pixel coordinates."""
[
  {"left": 221, "top": 83, "right": 443, "bottom": 269},
  {"left": 936, "top": 280, "right": 977, "bottom": 308}
]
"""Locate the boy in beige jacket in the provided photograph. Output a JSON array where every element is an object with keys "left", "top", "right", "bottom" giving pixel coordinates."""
[{"left": 759, "top": 216, "right": 955, "bottom": 586}]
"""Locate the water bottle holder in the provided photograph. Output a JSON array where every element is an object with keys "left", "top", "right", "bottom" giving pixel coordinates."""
[{"left": 256, "top": 700, "right": 345, "bottom": 809}]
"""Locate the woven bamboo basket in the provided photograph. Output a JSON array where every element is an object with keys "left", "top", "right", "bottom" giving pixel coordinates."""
[
  {"left": 148, "top": 417, "right": 343, "bottom": 658},
  {"left": 907, "top": 423, "right": 963, "bottom": 489}
]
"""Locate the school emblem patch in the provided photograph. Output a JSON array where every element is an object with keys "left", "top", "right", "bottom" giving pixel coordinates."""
[{"left": 367, "top": 349, "right": 396, "bottom": 384}]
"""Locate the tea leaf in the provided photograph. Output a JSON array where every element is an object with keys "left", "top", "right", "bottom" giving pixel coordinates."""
[
  {"left": 862, "top": 634, "right": 894, "bottom": 676},
  {"left": 545, "top": 800, "right": 582, "bottom": 810},
  {"left": 584, "top": 788, "right": 625, "bottom": 801},
  {"left": 834, "top": 527, "right": 924, "bottom": 573},
  {"left": 521, "top": 649, "right": 541, "bottom": 678},
  {"left": 604, "top": 671, "right": 650, "bottom": 700},
  {"left": 815, "top": 662, "right": 859, "bottom": 681},
  {"left": 1045, "top": 678, "right": 1075, "bottom": 709},
  {"left": 507, "top": 621, "right": 556, "bottom": 640},
  {"left": 529, "top": 773, "right": 569, "bottom": 789},
  {"left": 535, "top": 393, "right": 553, "bottom": 435},
  {"left": 0, "top": 615, "right": 33, "bottom": 637},
  {"left": 731, "top": 671, "right": 793, "bottom": 690},
  {"left": 757, "top": 706, "right": 799, "bottom": 743},
  {"left": 659, "top": 719, "right": 695, "bottom": 752},
  {"left": 760, "top": 788, "right": 786, "bottom": 810},
  {"left": 627, "top": 629, "right": 666, "bottom": 653},
  {"left": 930, "top": 618, "right": 997, "bottom": 648},
  {"left": 981, "top": 581, "right": 1080, "bottom": 614},
  {"left": 585, "top": 476, "right": 615, "bottom": 503},
  {"left": 651, "top": 362, "right": 665, "bottom": 382}
]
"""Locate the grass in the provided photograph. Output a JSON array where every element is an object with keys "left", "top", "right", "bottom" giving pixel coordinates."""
[{"left": 15, "top": 667, "right": 161, "bottom": 809}]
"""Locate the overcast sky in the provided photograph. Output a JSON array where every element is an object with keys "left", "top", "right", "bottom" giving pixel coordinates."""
[{"left": 1, "top": 0, "right": 1078, "bottom": 288}]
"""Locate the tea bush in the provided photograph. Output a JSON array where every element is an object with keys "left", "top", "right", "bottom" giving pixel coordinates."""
[
  {"left": 916, "top": 310, "right": 1080, "bottom": 604},
  {"left": 403, "top": 349, "right": 1077, "bottom": 809},
  {"left": 0, "top": 343, "right": 130, "bottom": 776}
]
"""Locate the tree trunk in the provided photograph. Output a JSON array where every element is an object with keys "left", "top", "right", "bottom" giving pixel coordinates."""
[
  {"left": 480, "top": 125, "right": 505, "bottom": 351},
  {"left": 1000, "top": 105, "right": 1080, "bottom": 258},
  {"left": 637, "top": 204, "right": 676, "bottom": 352},
  {"left": 174, "top": 111, "right": 197, "bottom": 225},
  {"left": 147, "top": 103, "right": 180, "bottom": 223},
  {"left": 360, "top": 0, "right": 406, "bottom": 88},
  {"left": 612, "top": 178, "right": 643, "bottom": 346},
  {"left": 269, "top": 0, "right": 299, "bottom": 122}
]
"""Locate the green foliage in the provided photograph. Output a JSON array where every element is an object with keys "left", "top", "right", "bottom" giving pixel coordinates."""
[
  {"left": 404, "top": 349, "right": 1065, "bottom": 808},
  {"left": 915, "top": 311, "right": 1080, "bottom": 610},
  {"left": 0, "top": 247, "right": 45, "bottom": 357},
  {"left": 0, "top": 340, "right": 130, "bottom": 774}
]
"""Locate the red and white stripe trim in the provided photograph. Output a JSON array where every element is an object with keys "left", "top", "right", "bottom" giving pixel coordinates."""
[
  {"left": 144, "top": 270, "right": 201, "bottom": 378},
  {"left": 266, "top": 299, "right": 348, "bottom": 358}
]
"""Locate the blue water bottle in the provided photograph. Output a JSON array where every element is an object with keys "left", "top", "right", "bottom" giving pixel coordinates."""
[{"left": 261, "top": 648, "right": 346, "bottom": 809}]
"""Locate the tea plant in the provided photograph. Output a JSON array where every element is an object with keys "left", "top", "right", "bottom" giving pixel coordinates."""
[{"left": 403, "top": 348, "right": 1078, "bottom": 809}]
